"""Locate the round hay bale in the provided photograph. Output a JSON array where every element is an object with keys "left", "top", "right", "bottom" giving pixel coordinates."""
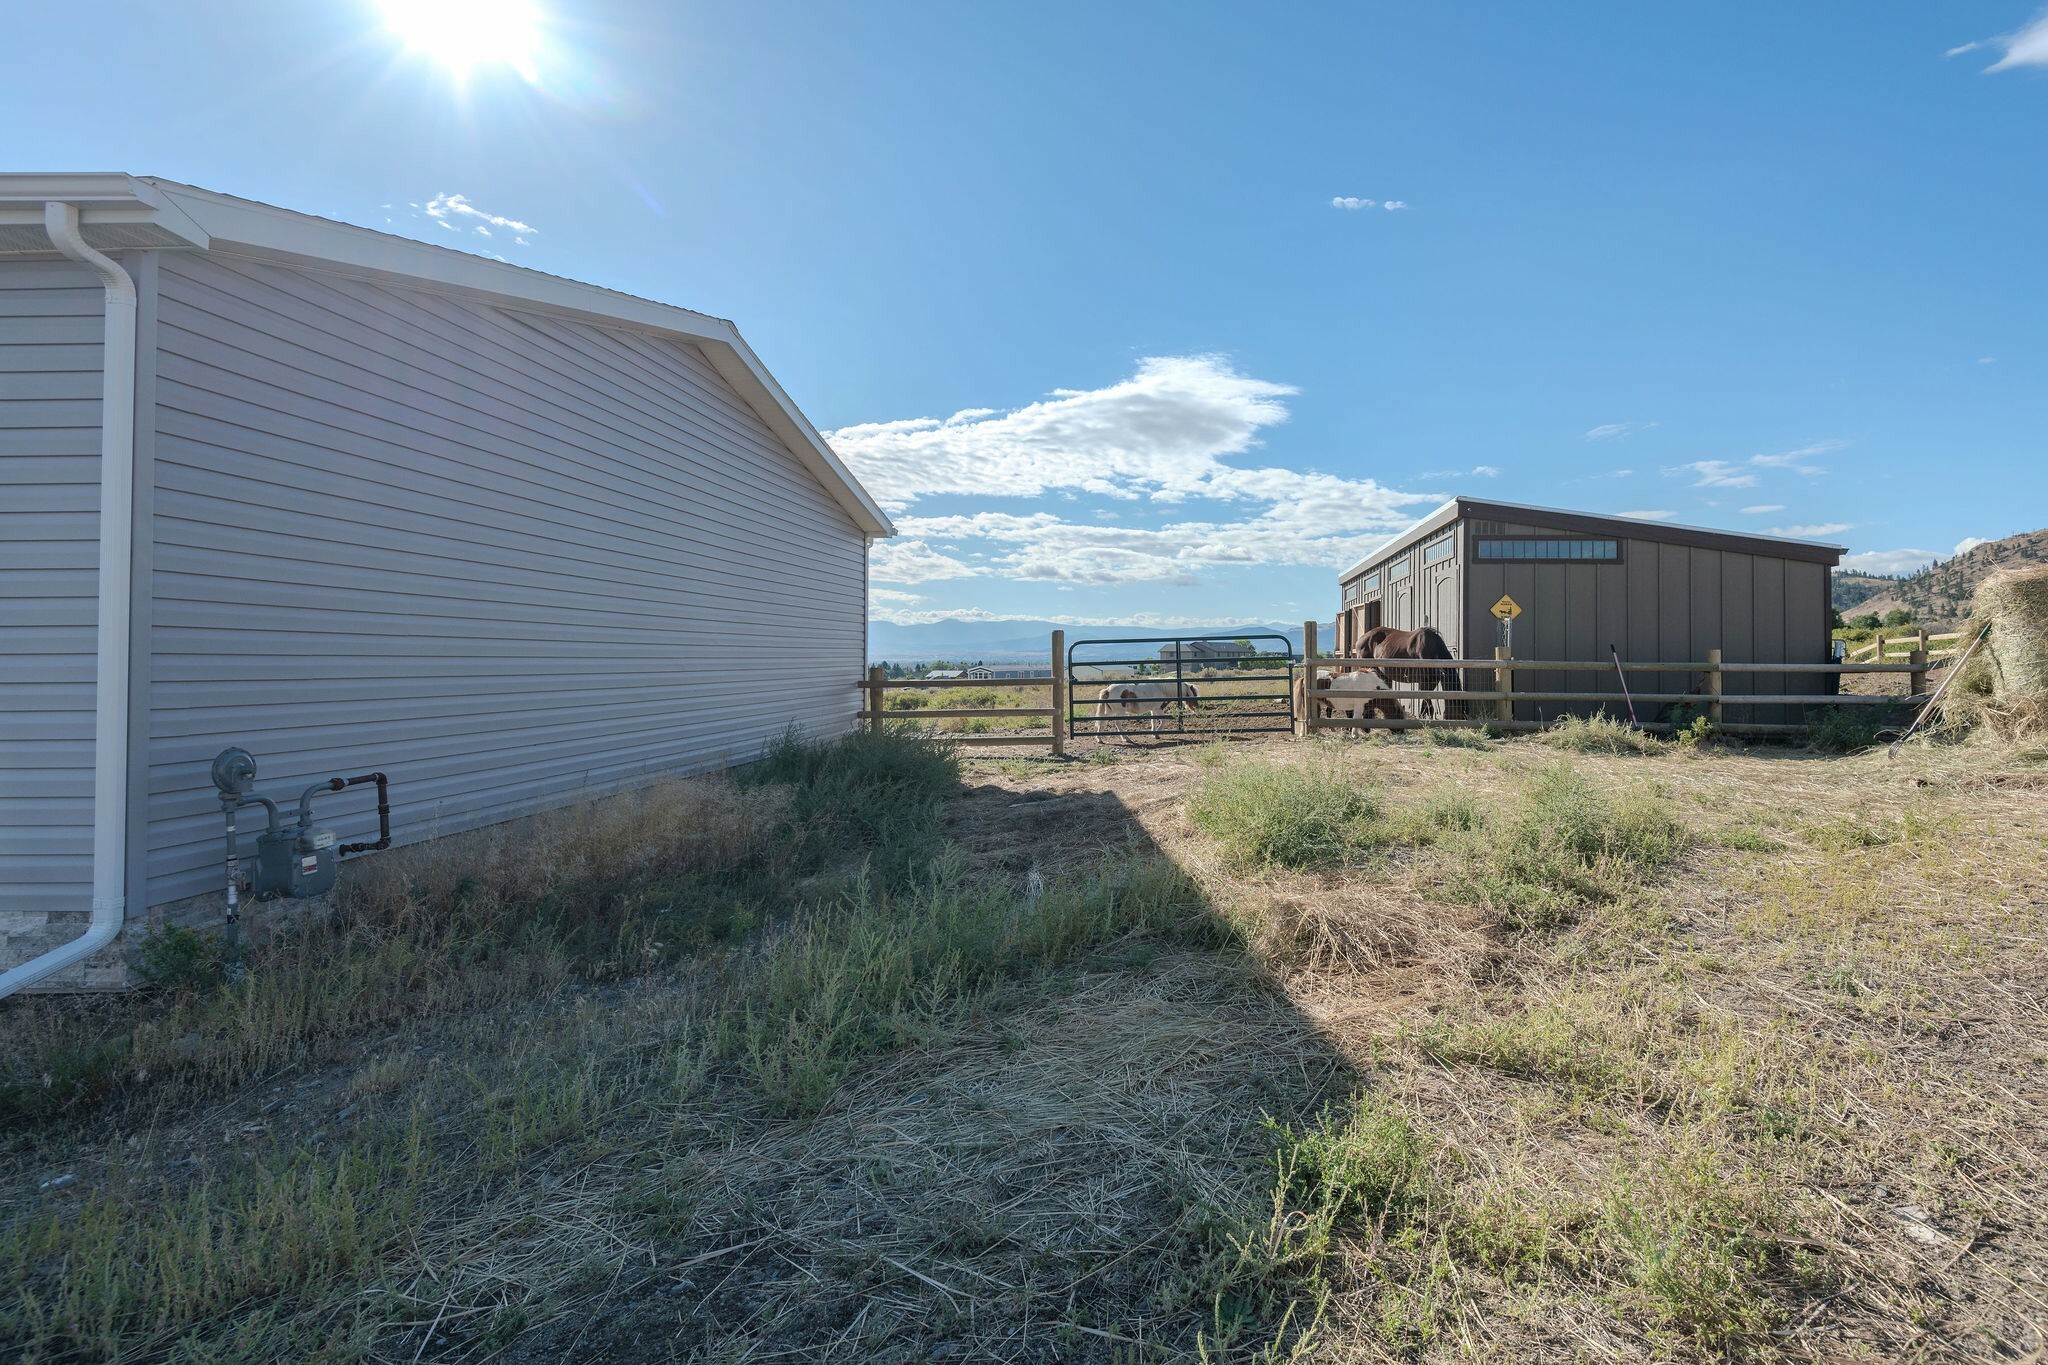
[{"left": 1953, "top": 566, "right": 2048, "bottom": 738}]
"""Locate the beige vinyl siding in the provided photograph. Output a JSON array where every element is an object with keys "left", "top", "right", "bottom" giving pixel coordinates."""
[
  {"left": 145, "top": 252, "right": 863, "bottom": 908},
  {"left": 0, "top": 259, "right": 103, "bottom": 915}
]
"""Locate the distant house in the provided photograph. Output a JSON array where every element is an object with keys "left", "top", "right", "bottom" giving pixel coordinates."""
[
  {"left": 961, "top": 664, "right": 1042, "bottom": 681},
  {"left": 922, "top": 669, "right": 965, "bottom": 681},
  {"left": 1158, "top": 640, "right": 1256, "bottom": 664}
]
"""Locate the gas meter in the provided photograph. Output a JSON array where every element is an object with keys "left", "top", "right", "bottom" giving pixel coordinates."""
[{"left": 208, "top": 747, "right": 391, "bottom": 924}]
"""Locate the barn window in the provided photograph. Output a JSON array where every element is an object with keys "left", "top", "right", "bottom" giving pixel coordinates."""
[
  {"left": 1387, "top": 559, "right": 1412, "bottom": 581},
  {"left": 1475, "top": 537, "right": 1619, "bottom": 562},
  {"left": 1422, "top": 537, "right": 1454, "bottom": 565},
  {"left": 1361, "top": 572, "right": 1380, "bottom": 592}
]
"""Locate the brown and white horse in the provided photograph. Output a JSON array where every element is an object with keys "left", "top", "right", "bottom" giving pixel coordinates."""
[{"left": 1356, "top": 625, "right": 1461, "bottom": 719}]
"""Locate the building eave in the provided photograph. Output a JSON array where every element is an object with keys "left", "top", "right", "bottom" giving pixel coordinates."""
[{"left": 0, "top": 173, "right": 893, "bottom": 537}]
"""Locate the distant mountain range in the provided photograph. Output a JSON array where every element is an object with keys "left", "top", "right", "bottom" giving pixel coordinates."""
[
  {"left": 869, "top": 618, "right": 1332, "bottom": 665},
  {"left": 1832, "top": 528, "right": 2048, "bottom": 626}
]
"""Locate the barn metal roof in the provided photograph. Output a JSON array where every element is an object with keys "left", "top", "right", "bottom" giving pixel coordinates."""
[
  {"left": 1340, "top": 497, "right": 1846, "bottom": 582},
  {"left": 0, "top": 173, "right": 894, "bottom": 538}
]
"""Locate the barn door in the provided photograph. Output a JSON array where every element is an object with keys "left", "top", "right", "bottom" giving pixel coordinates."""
[{"left": 1432, "top": 565, "right": 1460, "bottom": 656}]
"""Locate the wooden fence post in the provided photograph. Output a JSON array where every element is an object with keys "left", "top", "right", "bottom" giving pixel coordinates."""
[
  {"left": 866, "top": 665, "right": 885, "bottom": 734},
  {"left": 1494, "top": 644, "right": 1513, "bottom": 727},
  {"left": 1704, "top": 648, "right": 1723, "bottom": 730},
  {"left": 1872, "top": 632, "right": 1885, "bottom": 666},
  {"left": 1050, "top": 629, "right": 1067, "bottom": 756},
  {"left": 1908, "top": 646, "right": 1928, "bottom": 699},
  {"left": 1300, "top": 619, "right": 1318, "bottom": 736}
]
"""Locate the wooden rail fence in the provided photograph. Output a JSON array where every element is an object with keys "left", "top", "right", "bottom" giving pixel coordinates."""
[
  {"left": 1844, "top": 627, "right": 1961, "bottom": 664},
  {"left": 857, "top": 624, "right": 1939, "bottom": 750},
  {"left": 860, "top": 630, "right": 1072, "bottom": 753},
  {"left": 1299, "top": 619, "right": 1933, "bottom": 737}
]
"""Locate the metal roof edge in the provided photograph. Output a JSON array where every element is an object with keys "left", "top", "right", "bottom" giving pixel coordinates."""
[{"left": 1337, "top": 495, "right": 1845, "bottom": 582}]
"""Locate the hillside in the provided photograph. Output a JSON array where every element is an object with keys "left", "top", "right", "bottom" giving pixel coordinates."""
[{"left": 1833, "top": 528, "right": 2048, "bottom": 626}]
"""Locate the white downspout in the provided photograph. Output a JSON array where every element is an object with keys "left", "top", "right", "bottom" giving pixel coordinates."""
[{"left": 0, "top": 203, "right": 137, "bottom": 998}]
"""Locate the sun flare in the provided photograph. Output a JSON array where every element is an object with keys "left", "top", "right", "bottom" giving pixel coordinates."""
[{"left": 374, "top": 0, "right": 546, "bottom": 80}]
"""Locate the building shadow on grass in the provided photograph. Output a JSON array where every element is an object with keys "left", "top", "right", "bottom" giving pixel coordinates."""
[{"left": 503, "top": 782, "right": 1357, "bottom": 1364}]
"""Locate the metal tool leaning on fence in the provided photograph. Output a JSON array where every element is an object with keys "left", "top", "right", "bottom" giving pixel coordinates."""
[
  {"left": 1609, "top": 644, "right": 1639, "bottom": 728},
  {"left": 1888, "top": 624, "right": 1991, "bottom": 758}
]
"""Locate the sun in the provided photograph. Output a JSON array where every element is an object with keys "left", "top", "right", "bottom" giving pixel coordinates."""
[{"left": 375, "top": 0, "right": 547, "bottom": 81}]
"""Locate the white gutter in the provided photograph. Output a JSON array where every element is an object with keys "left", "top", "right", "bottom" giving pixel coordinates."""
[{"left": 0, "top": 203, "right": 137, "bottom": 998}]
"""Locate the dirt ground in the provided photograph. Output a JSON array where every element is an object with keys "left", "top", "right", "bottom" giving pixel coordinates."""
[
  {"left": 7, "top": 728, "right": 2046, "bottom": 1362},
  {"left": 950, "top": 733, "right": 2048, "bottom": 1360}
]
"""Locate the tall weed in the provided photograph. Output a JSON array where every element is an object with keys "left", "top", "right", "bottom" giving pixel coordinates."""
[{"left": 1187, "top": 753, "right": 1384, "bottom": 871}]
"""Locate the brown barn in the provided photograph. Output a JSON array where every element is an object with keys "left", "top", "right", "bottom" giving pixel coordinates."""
[{"left": 1334, "top": 498, "right": 1846, "bottom": 724}]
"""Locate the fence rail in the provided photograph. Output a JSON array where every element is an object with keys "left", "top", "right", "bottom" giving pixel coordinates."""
[
  {"left": 1300, "top": 621, "right": 1933, "bottom": 738},
  {"left": 1844, "top": 628, "right": 1962, "bottom": 664},
  {"left": 860, "top": 633, "right": 1072, "bottom": 751},
  {"left": 857, "top": 624, "right": 1939, "bottom": 750}
]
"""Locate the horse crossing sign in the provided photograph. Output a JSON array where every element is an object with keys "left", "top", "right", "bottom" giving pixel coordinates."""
[{"left": 1490, "top": 594, "right": 1522, "bottom": 621}]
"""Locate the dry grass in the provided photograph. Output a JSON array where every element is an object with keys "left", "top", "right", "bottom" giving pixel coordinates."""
[{"left": 4, "top": 729, "right": 2045, "bottom": 1362}]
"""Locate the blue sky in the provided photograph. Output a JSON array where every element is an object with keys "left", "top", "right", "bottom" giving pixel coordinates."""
[{"left": 13, "top": 2, "right": 2045, "bottom": 627}]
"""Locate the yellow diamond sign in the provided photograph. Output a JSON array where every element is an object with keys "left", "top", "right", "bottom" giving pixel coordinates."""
[{"left": 1490, "top": 594, "right": 1522, "bottom": 621}]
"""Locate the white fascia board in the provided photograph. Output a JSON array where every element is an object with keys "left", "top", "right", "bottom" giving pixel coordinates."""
[
  {"left": 83, "top": 177, "right": 893, "bottom": 538},
  {"left": 0, "top": 173, "right": 210, "bottom": 249}
]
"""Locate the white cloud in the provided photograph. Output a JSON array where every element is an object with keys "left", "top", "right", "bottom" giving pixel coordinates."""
[
  {"left": 1766, "top": 523, "right": 1851, "bottom": 539},
  {"left": 1471, "top": 464, "right": 1499, "bottom": 477},
  {"left": 422, "top": 192, "right": 538, "bottom": 241},
  {"left": 1841, "top": 549, "right": 1937, "bottom": 576},
  {"left": 869, "top": 587, "right": 923, "bottom": 606},
  {"left": 869, "top": 539, "right": 978, "bottom": 584},
  {"left": 828, "top": 355, "right": 1302, "bottom": 511},
  {"left": 1586, "top": 421, "right": 1657, "bottom": 440},
  {"left": 1619, "top": 509, "right": 1675, "bottom": 521},
  {"left": 1747, "top": 440, "right": 1842, "bottom": 473},
  {"left": 1669, "top": 439, "right": 1842, "bottom": 488},
  {"left": 1382, "top": 200, "right": 1410, "bottom": 211},
  {"left": 1418, "top": 464, "right": 1501, "bottom": 480},
  {"left": 1978, "top": 356, "right": 1997, "bottom": 364},
  {"left": 1953, "top": 535, "right": 1992, "bottom": 555},
  {"left": 1949, "top": 9, "right": 2048, "bottom": 71},
  {"left": 829, "top": 356, "right": 1439, "bottom": 586},
  {"left": 1331, "top": 196, "right": 1376, "bottom": 210},
  {"left": 1676, "top": 461, "right": 1758, "bottom": 489},
  {"left": 1739, "top": 504, "right": 1786, "bottom": 515}
]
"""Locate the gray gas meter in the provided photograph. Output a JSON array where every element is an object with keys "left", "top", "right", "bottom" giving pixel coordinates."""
[{"left": 208, "top": 748, "right": 392, "bottom": 927}]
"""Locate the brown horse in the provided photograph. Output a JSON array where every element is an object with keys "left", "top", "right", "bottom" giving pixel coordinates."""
[{"left": 1357, "top": 625, "right": 1461, "bottom": 718}]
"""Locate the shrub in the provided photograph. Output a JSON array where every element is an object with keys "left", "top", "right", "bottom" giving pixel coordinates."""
[
  {"left": 1442, "top": 762, "right": 1687, "bottom": 930},
  {"left": 132, "top": 923, "right": 238, "bottom": 993},
  {"left": 1186, "top": 753, "right": 1384, "bottom": 870},
  {"left": 747, "top": 727, "right": 961, "bottom": 885},
  {"left": 1266, "top": 1094, "right": 1432, "bottom": 1228},
  {"left": 1882, "top": 608, "right": 1914, "bottom": 627},
  {"left": 1807, "top": 706, "right": 1888, "bottom": 753},
  {"left": 1537, "top": 714, "right": 1666, "bottom": 756},
  {"left": 1675, "top": 715, "right": 1715, "bottom": 748}
]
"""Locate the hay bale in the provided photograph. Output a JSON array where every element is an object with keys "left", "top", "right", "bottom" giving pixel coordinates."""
[{"left": 1953, "top": 566, "right": 2048, "bottom": 737}]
